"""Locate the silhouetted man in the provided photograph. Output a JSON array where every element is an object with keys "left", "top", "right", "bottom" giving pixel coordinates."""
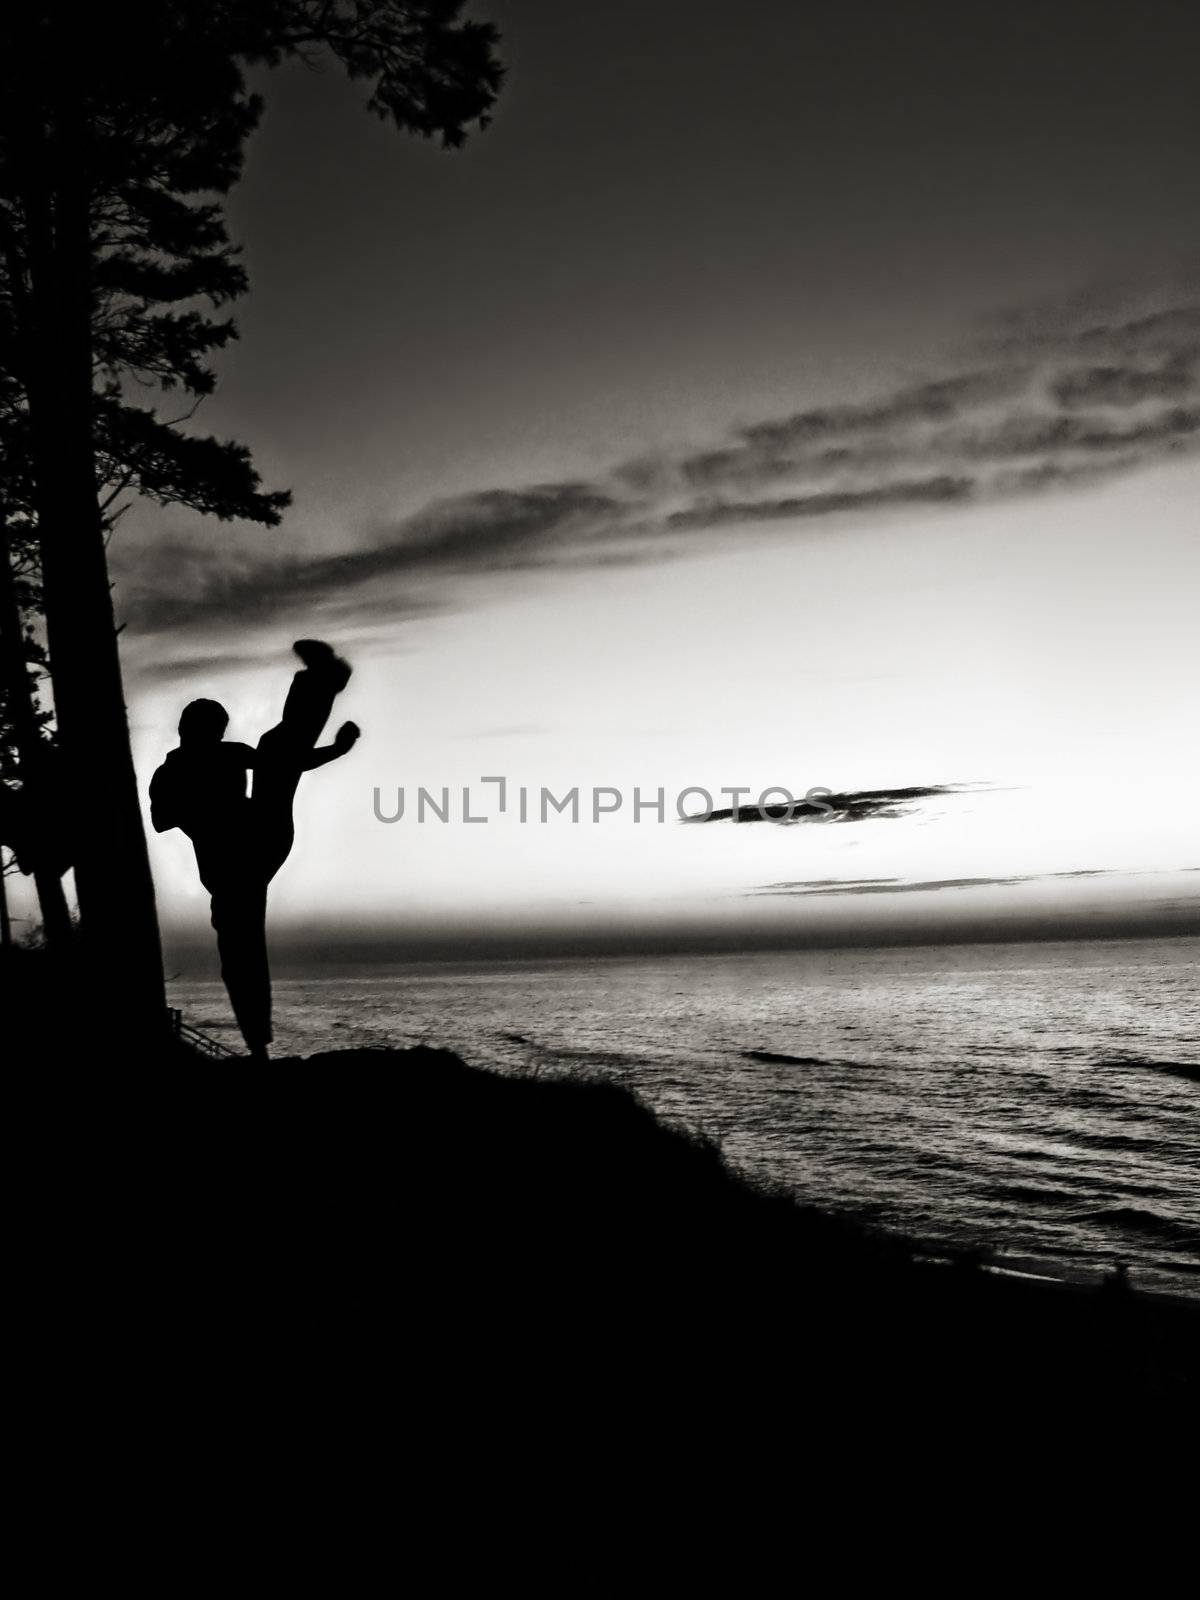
[{"left": 151, "top": 640, "right": 359, "bottom": 1059}]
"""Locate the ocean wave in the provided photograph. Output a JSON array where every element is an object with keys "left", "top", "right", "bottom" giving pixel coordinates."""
[
  {"left": 742, "top": 1049, "right": 877, "bottom": 1070},
  {"left": 982, "top": 1183, "right": 1084, "bottom": 1206},
  {"left": 1097, "top": 1057, "right": 1200, "bottom": 1083},
  {"left": 1079, "top": 1206, "right": 1200, "bottom": 1248},
  {"left": 744, "top": 1049, "right": 831, "bottom": 1068},
  {"left": 1054, "top": 1087, "right": 1140, "bottom": 1113},
  {"left": 1046, "top": 1127, "right": 1179, "bottom": 1155}
]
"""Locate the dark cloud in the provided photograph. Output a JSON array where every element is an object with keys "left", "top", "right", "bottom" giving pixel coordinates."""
[
  {"left": 736, "top": 369, "right": 1033, "bottom": 455},
  {"left": 751, "top": 868, "right": 1114, "bottom": 898},
  {"left": 755, "top": 876, "right": 1027, "bottom": 897},
  {"left": 751, "top": 868, "right": 1119, "bottom": 897},
  {"left": 1052, "top": 350, "right": 1197, "bottom": 409},
  {"left": 990, "top": 455, "right": 1147, "bottom": 496},
  {"left": 780, "top": 878, "right": 903, "bottom": 889},
  {"left": 665, "top": 301, "right": 1200, "bottom": 511},
  {"left": 686, "top": 784, "right": 969, "bottom": 824},
  {"left": 362, "top": 483, "right": 625, "bottom": 571},
  {"left": 121, "top": 287, "right": 1200, "bottom": 643},
  {"left": 961, "top": 405, "right": 1200, "bottom": 461},
  {"left": 987, "top": 296, "right": 1200, "bottom": 360},
  {"left": 666, "top": 475, "right": 974, "bottom": 533},
  {"left": 122, "top": 482, "right": 626, "bottom": 635},
  {"left": 134, "top": 650, "right": 282, "bottom": 681},
  {"left": 675, "top": 373, "right": 1031, "bottom": 493}
]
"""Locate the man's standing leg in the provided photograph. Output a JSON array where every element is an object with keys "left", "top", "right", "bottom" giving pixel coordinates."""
[{"left": 209, "top": 875, "right": 272, "bottom": 1059}]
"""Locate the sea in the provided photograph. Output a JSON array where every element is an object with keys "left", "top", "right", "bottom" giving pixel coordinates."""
[{"left": 171, "top": 936, "right": 1200, "bottom": 1299}]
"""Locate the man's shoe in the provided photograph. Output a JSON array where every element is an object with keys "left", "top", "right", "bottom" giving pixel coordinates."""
[{"left": 293, "top": 638, "right": 352, "bottom": 690}]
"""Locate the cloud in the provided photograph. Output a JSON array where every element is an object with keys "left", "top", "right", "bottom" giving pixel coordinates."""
[
  {"left": 750, "top": 868, "right": 1115, "bottom": 897},
  {"left": 1051, "top": 351, "right": 1197, "bottom": 408},
  {"left": 721, "top": 368, "right": 1033, "bottom": 462},
  {"left": 686, "top": 784, "right": 970, "bottom": 824},
  {"left": 666, "top": 475, "right": 974, "bottom": 532},
  {"left": 120, "top": 281, "right": 1200, "bottom": 644},
  {"left": 778, "top": 878, "right": 903, "bottom": 888},
  {"left": 120, "top": 482, "right": 626, "bottom": 636},
  {"left": 134, "top": 649, "right": 281, "bottom": 681},
  {"left": 755, "top": 876, "right": 1028, "bottom": 897},
  {"left": 661, "top": 297, "right": 1200, "bottom": 514},
  {"left": 982, "top": 291, "right": 1200, "bottom": 359}
]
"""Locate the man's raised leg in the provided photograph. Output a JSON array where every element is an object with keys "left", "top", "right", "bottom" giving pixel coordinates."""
[{"left": 266, "top": 639, "right": 352, "bottom": 757}]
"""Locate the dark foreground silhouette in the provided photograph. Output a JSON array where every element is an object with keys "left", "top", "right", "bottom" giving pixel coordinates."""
[
  {"left": 13, "top": 990, "right": 1195, "bottom": 1504},
  {"left": 149, "top": 640, "right": 358, "bottom": 1056}
]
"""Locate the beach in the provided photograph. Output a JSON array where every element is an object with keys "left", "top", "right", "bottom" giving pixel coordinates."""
[{"left": 169, "top": 936, "right": 1200, "bottom": 1299}]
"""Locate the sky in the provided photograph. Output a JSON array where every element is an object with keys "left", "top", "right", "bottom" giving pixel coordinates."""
[{"left": 88, "top": 0, "right": 1200, "bottom": 964}]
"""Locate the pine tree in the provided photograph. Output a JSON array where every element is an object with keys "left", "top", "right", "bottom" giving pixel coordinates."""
[
  {"left": 0, "top": 3, "right": 502, "bottom": 1041},
  {"left": 0, "top": 519, "right": 74, "bottom": 949}
]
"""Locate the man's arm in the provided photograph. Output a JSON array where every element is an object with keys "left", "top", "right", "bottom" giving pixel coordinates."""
[
  {"left": 149, "top": 761, "right": 181, "bottom": 833},
  {"left": 300, "top": 721, "right": 360, "bottom": 772}
]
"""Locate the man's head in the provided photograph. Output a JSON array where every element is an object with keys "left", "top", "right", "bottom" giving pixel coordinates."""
[{"left": 178, "top": 699, "right": 229, "bottom": 745}]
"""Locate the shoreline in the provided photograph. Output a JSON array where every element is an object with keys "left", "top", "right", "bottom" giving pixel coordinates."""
[
  {"left": 13, "top": 1026, "right": 1199, "bottom": 1428},
  {"left": 165, "top": 954, "right": 1200, "bottom": 1306}
]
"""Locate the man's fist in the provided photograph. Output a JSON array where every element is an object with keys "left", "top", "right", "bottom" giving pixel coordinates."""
[{"left": 333, "top": 720, "right": 361, "bottom": 752}]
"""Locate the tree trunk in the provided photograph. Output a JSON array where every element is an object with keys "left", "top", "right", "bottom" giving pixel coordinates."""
[
  {"left": 22, "top": 92, "right": 166, "bottom": 1042},
  {"left": 0, "top": 854, "right": 11, "bottom": 950},
  {"left": 0, "top": 523, "right": 74, "bottom": 948}
]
